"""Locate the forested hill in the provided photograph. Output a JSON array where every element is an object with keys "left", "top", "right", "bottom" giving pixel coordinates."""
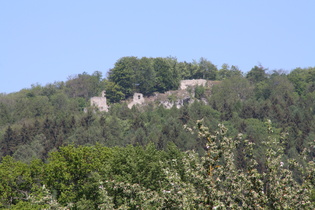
[
  {"left": 0, "top": 56, "right": 315, "bottom": 166},
  {"left": 1, "top": 56, "right": 315, "bottom": 208}
]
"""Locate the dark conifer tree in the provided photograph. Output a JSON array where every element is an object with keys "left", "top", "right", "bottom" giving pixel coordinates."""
[{"left": 1, "top": 126, "right": 16, "bottom": 156}]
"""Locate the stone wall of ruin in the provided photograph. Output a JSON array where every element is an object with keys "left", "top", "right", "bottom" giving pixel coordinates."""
[{"left": 180, "top": 79, "right": 208, "bottom": 90}]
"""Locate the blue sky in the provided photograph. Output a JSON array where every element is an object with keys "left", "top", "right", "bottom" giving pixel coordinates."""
[{"left": 1, "top": 0, "right": 314, "bottom": 94}]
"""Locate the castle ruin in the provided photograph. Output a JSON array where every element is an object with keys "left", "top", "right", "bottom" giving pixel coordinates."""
[
  {"left": 180, "top": 79, "right": 208, "bottom": 90},
  {"left": 128, "top": 93, "right": 144, "bottom": 108},
  {"left": 87, "top": 79, "right": 219, "bottom": 112},
  {"left": 90, "top": 90, "right": 109, "bottom": 112}
]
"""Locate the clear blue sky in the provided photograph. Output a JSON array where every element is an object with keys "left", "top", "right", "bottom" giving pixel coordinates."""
[{"left": 1, "top": 0, "right": 314, "bottom": 94}]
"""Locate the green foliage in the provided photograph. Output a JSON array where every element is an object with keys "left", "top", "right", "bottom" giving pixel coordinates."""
[
  {"left": 108, "top": 56, "right": 139, "bottom": 99},
  {"left": 104, "top": 81, "right": 125, "bottom": 103},
  {"left": 0, "top": 156, "right": 43, "bottom": 207},
  {"left": 44, "top": 144, "right": 112, "bottom": 205},
  {"left": 195, "top": 57, "right": 218, "bottom": 80},
  {"left": 153, "top": 57, "right": 179, "bottom": 92},
  {"left": 1, "top": 57, "right": 315, "bottom": 208},
  {"left": 287, "top": 67, "right": 315, "bottom": 95},
  {"left": 246, "top": 65, "right": 268, "bottom": 84},
  {"left": 194, "top": 85, "right": 205, "bottom": 99},
  {"left": 105, "top": 56, "right": 221, "bottom": 103},
  {"left": 210, "top": 75, "right": 253, "bottom": 120},
  {"left": 137, "top": 57, "right": 156, "bottom": 95},
  {"left": 218, "top": 64, "right": 243, "bottom": 80},
  {"left": 0, "top": 102, "right": 12, "bottom": 126},
  {"left": 1, "top": 122, "right": 315, "bottom": 208},
  {"left": 13, "top": 138, "right": 44, "bottom": 164},
  {"left": 191, "top": 120, "right": 315, "bottom": 208},
  {"left": 66, "top": 71, "right": 105, "bottom": 99}
]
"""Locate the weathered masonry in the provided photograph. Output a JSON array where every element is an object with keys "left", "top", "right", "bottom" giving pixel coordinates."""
[
  {"left": 87, "top": 79, "right": 219, "bottom": 112},
  {"left": 90, "top": 91, "right": 109, "bottom": 112},
  {"left": 128, "top": 93, "right": 144, "bottom": 108},
  {"left": 180, "top": 79, "right": 208, "bottom": 90}
]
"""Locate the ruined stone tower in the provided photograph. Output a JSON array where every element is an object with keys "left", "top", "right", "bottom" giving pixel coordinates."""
[
  {"left": 90, "top": 90, "right": 109, "bottom": 112},
  {"left": 128, "top": 93, "right": 144, "bottom": 108}
]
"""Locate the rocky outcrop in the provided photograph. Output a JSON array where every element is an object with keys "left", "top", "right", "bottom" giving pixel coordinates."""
[{"left": 154, "top": 90, "right": 194, "bottom": 109}]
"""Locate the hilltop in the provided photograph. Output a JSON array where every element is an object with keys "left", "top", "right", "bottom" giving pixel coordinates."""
[{"left": 89, "top": 79, "right": 221, "bottom": 112}]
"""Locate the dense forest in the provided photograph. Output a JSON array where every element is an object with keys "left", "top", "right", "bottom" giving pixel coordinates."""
[{"left": 0, "top": 56, "right": 315, "bottom": 209}]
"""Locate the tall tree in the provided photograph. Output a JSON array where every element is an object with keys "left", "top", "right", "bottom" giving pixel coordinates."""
[
  {"left": 104, "top": 81, "right": 125, "bottom": 103},
  {"left": 218, "top": 64, "right": 243, "bottom": 80},
  {"left": 136, "top": 57, "right": 156, "bottom": 96},
  {"left": 0, "top": 103, "right": 11, "bottom": 126},
  {"left": 154, "top": 57, "right": 179, "bottom": 92},
  {"left": 246, "top": 65, "right": 268, "bottom": 84},
  {"left": 107, "top": 57, "right": 139, "bottom": 98},
  {"left": 287, "top": 67, "right": 315, "bottom": 95},
  {"left": 177, "top": 61, "right": 192, "bottom": 79},
  {"left": 195, "top": 57, "right": 218, "bottom": 80},
  {"left": 1, "top": 126, "right": 16, "bottom": 156},
  {"left": 66, "top": 71, "right": 104, "bottom": 99}
]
